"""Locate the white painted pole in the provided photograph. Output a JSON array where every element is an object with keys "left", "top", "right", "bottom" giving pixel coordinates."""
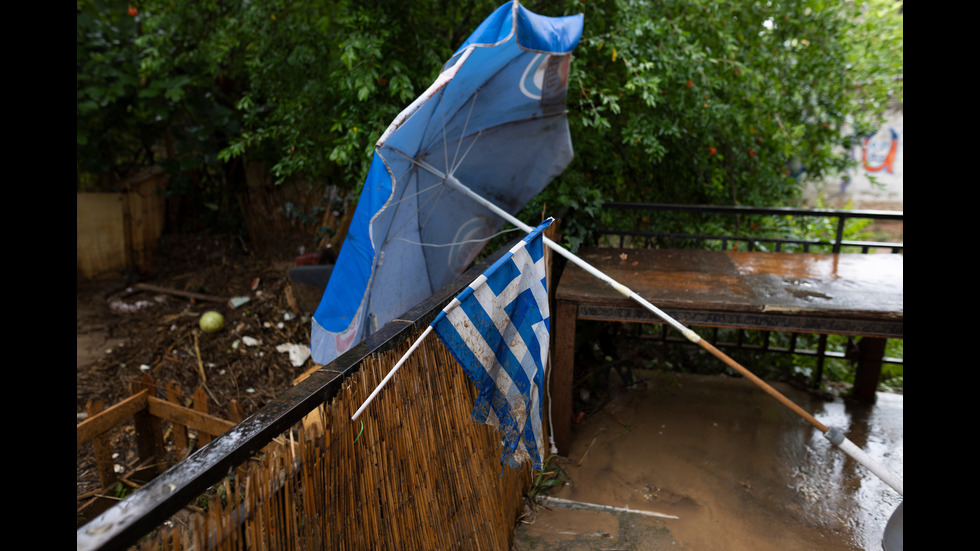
[
  {"left": 351, "top": 325, "right": 434, "bottom": 421},
  {"left": 826, "top": 426, "right": 903, "bottom": 496},
  {"left": 444, "top": 175, "right": 700, "bottom": 340}
]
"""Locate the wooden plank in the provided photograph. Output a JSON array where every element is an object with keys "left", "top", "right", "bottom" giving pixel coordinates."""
[
  {"left": 126, "top": 174, "right": 167, "bottom": 274},
  {"left": 147, "top": 396, "right": 237, "bottom": 438},
  {"left": 77, "top": 172, "right": 167, "bottom": 279},
  {"left": 226, "top": 400, "right": 244, "bottom": 424},
  {"left": 86, "top": 398, "right": 118, "bottom": 489},
  {"left": 76, "top": 389, "right": 150, "bottom": 446}
]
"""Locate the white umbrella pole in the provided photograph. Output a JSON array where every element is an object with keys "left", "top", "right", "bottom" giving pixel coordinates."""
[
  {"left": 444, "top": 175, "right": 903, "bottom": 496},
  {"left": 445, "top": 175, "right": 696, "bottom": 339}
]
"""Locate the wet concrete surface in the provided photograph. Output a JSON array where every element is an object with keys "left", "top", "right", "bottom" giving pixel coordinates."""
[{"left": 513, "top": 370, "right": 903, "bottom": 550}]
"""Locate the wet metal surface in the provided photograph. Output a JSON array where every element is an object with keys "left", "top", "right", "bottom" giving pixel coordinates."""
[{"left": 515, "top": 370, "right": 903, "bottom": 550}]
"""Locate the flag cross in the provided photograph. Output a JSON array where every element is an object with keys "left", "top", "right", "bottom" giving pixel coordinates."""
[{"left": 432, "top": 218, "right": 551, "bottom": 468}]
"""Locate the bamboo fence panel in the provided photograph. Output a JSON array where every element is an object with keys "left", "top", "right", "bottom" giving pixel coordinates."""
[{"left": 134, "top": 327, "right": 533, "bottom": 550}]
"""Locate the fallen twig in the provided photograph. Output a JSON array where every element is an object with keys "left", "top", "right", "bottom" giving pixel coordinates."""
[
  {"left": 603, "top": 409, "right": 631, "bottom": 429},
  {"left": 193, "top": 331, "right": 207, "bottom": 383},
  {"left": 539, "top": 496, "right": 679, "bottom": 520},
  {"left": 133, "top": 282, "right": 226, "bottom": 303},
  {"left": 577, "top": 432, "right": 599, "bottom": 467}
]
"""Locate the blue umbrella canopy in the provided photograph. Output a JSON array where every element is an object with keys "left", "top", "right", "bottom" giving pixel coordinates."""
[{"left": 311, "top": 0, "right": 584, "bottom": 365}]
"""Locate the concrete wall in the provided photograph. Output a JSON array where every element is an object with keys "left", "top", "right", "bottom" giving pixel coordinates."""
[{"left": 804, "top": 107, "right": 904, "bottom": 210}]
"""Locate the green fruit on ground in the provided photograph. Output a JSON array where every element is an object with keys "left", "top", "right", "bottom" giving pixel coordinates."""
[{"left": 200, "top": 311, "right": 225, "bottom": 333}]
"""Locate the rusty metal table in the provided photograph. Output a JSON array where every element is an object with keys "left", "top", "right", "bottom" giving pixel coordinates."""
[{"left": 551, "top": 248, "right": 903, "bottom": 454}]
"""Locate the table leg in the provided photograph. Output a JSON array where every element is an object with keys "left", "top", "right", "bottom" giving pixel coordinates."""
[
  {"left": 853, "top": 337, "right": 886, "bottom": 402},
  {"left": 551, "top": 299, "right": 577, "bottom": 455}
]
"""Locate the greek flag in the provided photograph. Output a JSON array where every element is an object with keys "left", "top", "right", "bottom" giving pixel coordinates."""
[{"left": 431, "top": 218, "right": 553, "bottom": 469}]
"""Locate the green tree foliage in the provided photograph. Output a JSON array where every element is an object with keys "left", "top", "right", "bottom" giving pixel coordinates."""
[
  {"left": 77, "top": 0, "right": 902, "bottom": 239},
  {"left": 77, "top": 0, "right": 248, "bottom": 230},
  {"left": 519, "top": 0, "right": 903, "bottom": 243},
  {"left": 218, "top": 0, "right": 502, "bottom": 188}
]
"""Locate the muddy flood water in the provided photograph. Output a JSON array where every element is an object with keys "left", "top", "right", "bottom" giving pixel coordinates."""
[{"left": 513, "top": 369, "right": 903, "bottom": 551}]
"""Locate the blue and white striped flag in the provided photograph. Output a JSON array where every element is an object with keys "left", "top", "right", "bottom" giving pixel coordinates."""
[{"left": 431, "top": 218, "right": 553, "bottom": 470}]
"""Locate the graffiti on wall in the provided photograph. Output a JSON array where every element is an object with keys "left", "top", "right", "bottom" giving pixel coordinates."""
[
  {"left": 862, "top": 127, "right": 900, "bottom": 174},
  {"left": 802, "top": 108, "right": 902, "bottom": 206}
]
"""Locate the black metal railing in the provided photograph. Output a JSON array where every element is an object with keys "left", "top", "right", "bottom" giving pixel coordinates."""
[
  {"left": 588, "top": 203, "right": 904, "bottom": 384},
  {"left": 596, "top": 202, "right": 904, "bottom": 254}
]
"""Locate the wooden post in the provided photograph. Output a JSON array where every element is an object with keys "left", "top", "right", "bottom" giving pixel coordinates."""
[
  {"left": 193, "top": 387, "right": 212, "bottom": 446},
  {"left": 130, "top": 374, "right": 165, "bottom": 478},
  {"left": 544, "top": 219, "right": 558, "bottom": 454},
  {"left": 167, "top": 382, "right": 190, "bottom": 460},
  {"left": 551, "top": 299, "right": 577, "bottom": 455},
  {"left": 853, "top": 337, "right": 886, "bottom": 403},
  {"left": 226, "top": 400, "right": 244, "bottom": 424},
  {"left": 85, "top": 398, "right": 118, "bottom": 490}
]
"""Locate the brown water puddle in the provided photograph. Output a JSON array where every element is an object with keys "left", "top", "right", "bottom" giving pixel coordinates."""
[{"left": 514, "top": 370, "right": 903, "bottom": 550}]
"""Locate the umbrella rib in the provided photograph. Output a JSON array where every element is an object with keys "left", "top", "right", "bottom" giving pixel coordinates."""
[
  {"left": 374, "top": 160, "right": 439, "bottom": 237},
  {"left": 452, "top": 128, "right": 484, "bottom": 176},
  {"left": 455, "top": 110, "right": 568, "bottom": 143},
  {"left": 386, "top": 146, "right": 447, "bottom": 179},
  {"left": 448, "top": 90, "right": 480, "bottom": 176},
  {"left": 371, "top": 152, "right": 455, "bottom": 252},
  {"left": 412, "top": 177, "right": 448, "bottom": 239},
  {"left": 439, "top": 92, "right": 452, "bottom": 177},
  {"left": 441, "top": 110, "right": 573, "bottom": 176},
  {"left": 388, "top": 226, "right": 522, "bottom": 248},
  {"left": 381, "top": 173, "right": 445, "bottom": 248},
  {"left": 381, "top": 151, "right": 451, "bottom": 244},
  {"left": 380, "top": 145, "right": 512, "bottom": 251},
  {"left": 386, "top": 110, "right": 567, "bottom": 181}
]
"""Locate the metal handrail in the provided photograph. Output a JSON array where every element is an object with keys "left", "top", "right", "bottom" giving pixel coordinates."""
[
  {"left": 587, "top": 202, "right": 903, "bottom": 384},
  {"left": 597, "top": 202, "right": 903, "bottom": 254}
]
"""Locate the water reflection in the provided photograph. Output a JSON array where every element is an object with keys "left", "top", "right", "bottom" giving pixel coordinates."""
[
  {"left": 515, "top": 371, "right": 903, "bottom": 550},
  {"left": 793, "top": 391, "right": 904, "bottom": 550}
]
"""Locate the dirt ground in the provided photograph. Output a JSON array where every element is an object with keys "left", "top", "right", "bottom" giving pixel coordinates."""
[{"left": 76, "top": 231, "right": 324, "bottom": 510}]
